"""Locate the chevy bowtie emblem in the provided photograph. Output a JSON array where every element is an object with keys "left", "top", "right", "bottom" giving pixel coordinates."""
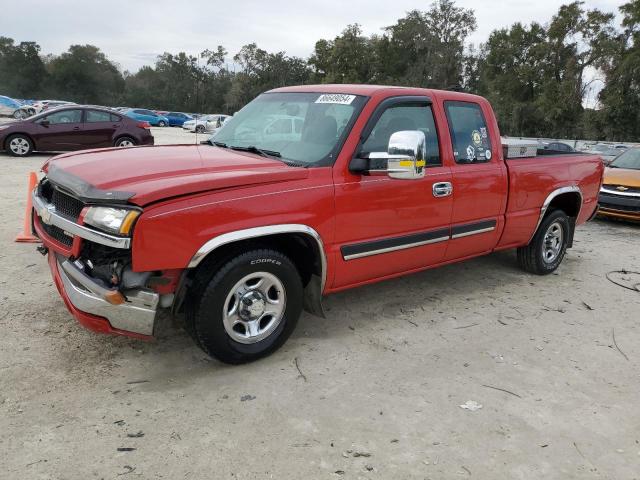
[
  {"left": 616, "top": 185, "right": 629, "bottom": 191},
  {"left": 39, "top": 206, "right": 52, "bottom": 225}
]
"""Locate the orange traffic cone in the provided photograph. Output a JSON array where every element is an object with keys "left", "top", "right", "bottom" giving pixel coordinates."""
[{"left": 15, "top": 171, "right": 41, "bottom": 243}]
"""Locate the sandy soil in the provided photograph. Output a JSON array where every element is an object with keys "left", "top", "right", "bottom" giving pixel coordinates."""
[{"left": 1, "top": 127, "right": 639, "bottom": 479}]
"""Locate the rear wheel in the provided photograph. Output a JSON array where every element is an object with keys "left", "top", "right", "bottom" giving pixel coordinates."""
[
  {"left": 195, "top": 125, "right": 205, "bottom": 134},
  {"left": 517, "top": 209, "right": 571, "bottom": 275},
  {"left": 13, "top": 110, "right": 27, "bottom": 119},
  {"left": 187, "top": 249, "right": 303, "bottom": 364},
  {"left": 157, "top": 120, "right": 166, "bottom": 127},
  {"left": 114, "top": 136, "right": 136, "bottom": 148},
  {"left": 6, "top": 134, "right": 33, "bottom": 157}
]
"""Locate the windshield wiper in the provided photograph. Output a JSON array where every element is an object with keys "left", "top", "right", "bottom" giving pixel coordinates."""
[
  {"left": 229, "top": 145, "right": 281, "bottom": 158},
  {"left": 212, "top": 141, "right": 228, "bottom": 148}
]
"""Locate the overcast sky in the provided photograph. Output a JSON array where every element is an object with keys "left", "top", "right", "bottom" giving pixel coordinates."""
[{"left": 4, "top": 0, "right": 627, "bottom": 73}]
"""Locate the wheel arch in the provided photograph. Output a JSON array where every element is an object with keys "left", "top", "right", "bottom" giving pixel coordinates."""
[
  {"left": 529, "top": 186, "right": 582, "bottom": 245},
  {"left": 185, "top": 225, "right": 327, "bottom": 318}
]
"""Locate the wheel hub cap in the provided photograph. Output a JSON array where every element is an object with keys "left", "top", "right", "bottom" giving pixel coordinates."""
[
  {"left": 222, "top": 272, "right": 286, "bottom": 344},
  {"left": 542, "top": 221, "right": 563, "bottom": 263},
  {"left": 239, "top": 291, "right": 266, "bottom": 320}
]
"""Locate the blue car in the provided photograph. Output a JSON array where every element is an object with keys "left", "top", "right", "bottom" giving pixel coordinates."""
[
  {"left": 165, "top": 112, "right": 194, "bottom": 127},
  {"left": 122, "top": 108, "right": 169, "bottom": 127}
]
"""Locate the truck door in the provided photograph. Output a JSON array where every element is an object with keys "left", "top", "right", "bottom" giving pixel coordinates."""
[
  {"left": 442, "top": 100, "right": 508, "bottom": 260},
  {"left": 332, "top": 97, "right": 453, "bottom": 288}
]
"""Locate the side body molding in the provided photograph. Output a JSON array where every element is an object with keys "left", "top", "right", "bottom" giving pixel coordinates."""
[
  {"left": 187, "top": 223, "right": 328, "bottom": 298},
  {"left": 530, "top": 185, "right": 583, "bottom": 242}
]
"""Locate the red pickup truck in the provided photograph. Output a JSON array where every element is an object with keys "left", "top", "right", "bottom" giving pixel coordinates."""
[{"left": 31, "top": 85, "right": 603, "bottom": 363}]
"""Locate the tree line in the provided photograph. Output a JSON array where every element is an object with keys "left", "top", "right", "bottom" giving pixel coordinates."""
[{"left": 0, "top": 0, "right": 638, "bottom": 141}]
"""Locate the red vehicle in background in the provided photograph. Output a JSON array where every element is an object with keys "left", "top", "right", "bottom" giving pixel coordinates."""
[{"left": 30, "top": 85, "right": 603, "bottom": 363}]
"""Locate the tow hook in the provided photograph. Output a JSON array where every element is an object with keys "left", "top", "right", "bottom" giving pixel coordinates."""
[{"left": 36, "top": 245, "right": 49, "bottom": 256}]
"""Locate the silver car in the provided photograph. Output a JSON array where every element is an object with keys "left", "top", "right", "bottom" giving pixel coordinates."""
[{"left": 182, "top": 114, "right": 231, "bottom": 133}]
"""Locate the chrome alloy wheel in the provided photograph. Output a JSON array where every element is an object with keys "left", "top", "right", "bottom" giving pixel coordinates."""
[
  {"left": 9, "top": 137, "right": 30, "bottom": 155},
  {"left": 542, "top": 220, "right": 564, "bottom": 263},
  {"left": 117, "top": 139, "right": 134, "bottom": 147},
  {"left": 222, "top": 272, "right": 287, "bottom": 344}
]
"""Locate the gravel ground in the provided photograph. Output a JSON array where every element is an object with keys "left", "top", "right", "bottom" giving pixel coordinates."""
[{"left": 1, "top": 126, "right": 639, "bottom": 479}]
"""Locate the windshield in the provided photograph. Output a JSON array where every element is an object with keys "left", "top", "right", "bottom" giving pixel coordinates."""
[
  {"left": 610, "top": 148, "right": 640, "bottom": 170},
  {"left": 213, "top": 92, "right": 367, "bottom": 166}
]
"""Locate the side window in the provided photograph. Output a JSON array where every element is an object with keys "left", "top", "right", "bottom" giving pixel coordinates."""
[
  {"left": 444, "top": 101, "right": 492, "bottom": 164},
  {"left": 85, "top": 110, "right": 112, "bottom": 122},
  {"left": 133, "top": 109, "right": 145, "bottom": 114},
  {"left": 42, "top": 109, "right": 82, "bottom": 124},
  {"left": 110, "top": 113, "right": 121, "bottom": 122},
  {"left": 361, "top": 104, "right": 441, "bottom": 167}
]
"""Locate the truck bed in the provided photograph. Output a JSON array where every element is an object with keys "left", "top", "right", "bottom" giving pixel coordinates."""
[{"left": 496, "top": 153, "right": 603, "bottom": 249}]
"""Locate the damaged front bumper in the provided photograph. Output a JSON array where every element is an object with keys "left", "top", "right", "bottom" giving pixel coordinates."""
[
  {"left": 32, "top": 182, "right": 161, "bottom": 339},
  {"left": 57, "top": 256, "right": 158, "bottom": 336}
]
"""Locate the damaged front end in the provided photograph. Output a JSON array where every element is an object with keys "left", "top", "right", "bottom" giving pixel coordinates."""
[{"left": 32, "top": 175, "right": 178, "bottom": 339}]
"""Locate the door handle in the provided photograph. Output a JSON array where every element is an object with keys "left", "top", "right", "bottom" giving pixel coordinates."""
[
  {"left": 432, "top": 182, "right": 453, "bottom": 197},
  {"left": 72, "top": 126, "right": 80, "bottom": 131}
]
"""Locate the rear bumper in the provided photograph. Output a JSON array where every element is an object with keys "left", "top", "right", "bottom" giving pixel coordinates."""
[{"left": 48, "top": 253, "right": 157, "bottom": 339}]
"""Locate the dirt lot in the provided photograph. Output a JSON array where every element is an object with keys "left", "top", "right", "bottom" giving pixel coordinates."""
[{"left": 1, "top": 127, "right": 639, "bottom": 479}]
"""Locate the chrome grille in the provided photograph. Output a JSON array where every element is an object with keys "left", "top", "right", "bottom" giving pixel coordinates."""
[{"left": 51, "top": 189, "right": 84, "bottom": 220}]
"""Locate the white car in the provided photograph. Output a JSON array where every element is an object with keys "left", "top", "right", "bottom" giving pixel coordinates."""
[
  {"left": 32, "top": 100, "right": 77, "bottom": 113},
  {"left": 0, "top": 96, "right": 36, "bottom": 119},
  {"left": 182, "top": 114, "right": 231, "bottom": 133}
]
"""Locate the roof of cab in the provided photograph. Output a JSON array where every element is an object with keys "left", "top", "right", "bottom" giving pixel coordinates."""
[
  {"left": 268, "top": 84, "right": 422, "bottom": 96},
  {"left": 267, "top": 84, "right": 487, "bottom": 104}
]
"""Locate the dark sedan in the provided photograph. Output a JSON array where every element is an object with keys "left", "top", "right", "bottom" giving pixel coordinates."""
[{"left": 0, "top": 106, "right": 154, "bottom": 157}]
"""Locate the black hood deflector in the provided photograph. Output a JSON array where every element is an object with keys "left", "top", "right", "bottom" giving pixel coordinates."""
[{"left": 47, "top": 163, "right": 135, "bottom": 204}]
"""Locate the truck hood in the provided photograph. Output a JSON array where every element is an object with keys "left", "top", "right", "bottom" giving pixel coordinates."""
[{"left": 44, "top": 145, "right": 309, "bottom": 206}]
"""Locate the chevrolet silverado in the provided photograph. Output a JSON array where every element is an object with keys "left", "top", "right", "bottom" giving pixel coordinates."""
[{"left": 30, "top": 85, "right": 604, "bottom": 363}]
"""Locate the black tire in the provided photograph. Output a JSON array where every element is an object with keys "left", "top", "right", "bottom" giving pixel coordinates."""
[
  {"left": 157, "top": 121, "right": 166, "bottom": 127},
  {"left": 517, "top": 209, "right": 571, "bottom": 275},
  {"left": 6, "top": 134, "right": 34, "bottom": 157},
  {"left": 114, "top": 136, "right": 136, "bottom": 148},
  {"left": 195, "top": 125, "right": 205, "bottom": 134},
  {"left": 188, "top": 249, "right": 303, "bottom": 364}
]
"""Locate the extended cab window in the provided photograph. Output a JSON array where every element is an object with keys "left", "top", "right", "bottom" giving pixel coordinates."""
[
  {"left": 445, "top": 101, "right": 492, "bottom": 164},
  {"left": 361, "top": 104, "right": 440, "bottom": 167}
]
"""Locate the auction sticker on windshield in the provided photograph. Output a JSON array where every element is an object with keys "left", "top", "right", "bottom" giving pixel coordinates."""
[{"left": 315, "top": 94, "right": 356, "bottom": 105}]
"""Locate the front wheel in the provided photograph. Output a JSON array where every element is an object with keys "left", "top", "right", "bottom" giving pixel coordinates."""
[
  {"left": 195, "top": 125, "right": 205, "bottom": 134},
  {"left": 188, "top": 249, "right": 303, "bottom": 364},
  {"left": 517, "top": 209, "right": 571, "bottom": 275},
  {"left": 157, "top": 120, "right": 166, "bottom": 127},
  {"left": 6, "top": 134, "right": 34, "bottom": 157},
  {"left": 13, "top": 110, "right": 27, "bottom": 119}
]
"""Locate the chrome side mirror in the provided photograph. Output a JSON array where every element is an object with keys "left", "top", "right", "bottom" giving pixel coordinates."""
[{"left": 386, "top": 130, "right": 426, "bottom": 180}]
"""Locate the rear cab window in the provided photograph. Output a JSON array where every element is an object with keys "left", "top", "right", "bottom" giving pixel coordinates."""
[{"left": 444, "top": 101, "right": 492, "bottom": 164}]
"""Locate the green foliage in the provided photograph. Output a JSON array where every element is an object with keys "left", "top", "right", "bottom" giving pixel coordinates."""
[
  {"left": 0, "top": 37, "right": 47, "bottom": 97},
  {"left": 48, "top": 45, "right": 125, "bottom": 105},
  {"left": 0, "top": 0, "right": 638, "bottom": 141}
]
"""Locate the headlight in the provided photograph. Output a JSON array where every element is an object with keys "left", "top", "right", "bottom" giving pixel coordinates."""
[{"left": 84, "top": 206, "right": 140, "bottom": 236}]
